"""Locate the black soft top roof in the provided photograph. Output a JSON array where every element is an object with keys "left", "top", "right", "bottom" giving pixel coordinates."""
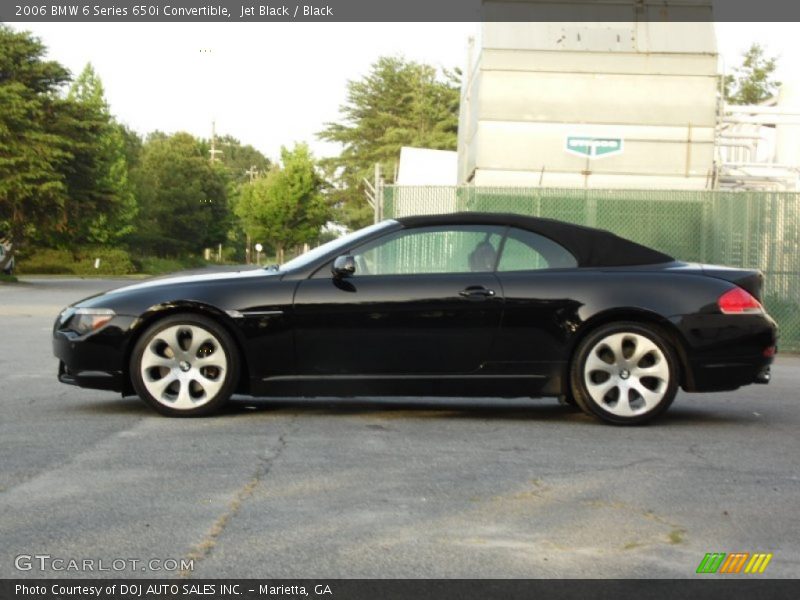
[{"left": 396, "top": 212, "right": 674, "bottom": 268}]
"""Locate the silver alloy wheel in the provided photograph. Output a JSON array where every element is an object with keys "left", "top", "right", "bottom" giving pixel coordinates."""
[
  {"left": 140, "top": 324, "right": 227, "bottom": 410},
  {"left": 583, "top": 332, "right": 670, "bottom": 417}
]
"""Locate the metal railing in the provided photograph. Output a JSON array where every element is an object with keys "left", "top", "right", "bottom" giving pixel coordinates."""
[{"left": 382, "top": 185, "right": 800, "bottom": 352}]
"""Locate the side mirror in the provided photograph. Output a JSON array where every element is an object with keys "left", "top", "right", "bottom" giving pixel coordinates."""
[{"left": 332, "top": 255, "right": 356, "bottom": 278}]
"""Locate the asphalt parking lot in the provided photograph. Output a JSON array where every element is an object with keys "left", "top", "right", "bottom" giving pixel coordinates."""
[{"left": 1, "top": 277, "right": 798, "bottom": 579}]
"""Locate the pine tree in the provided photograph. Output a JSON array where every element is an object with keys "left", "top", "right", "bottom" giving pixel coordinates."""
[
  {"left": 0, "top": 25, "right": 71, "bottom": 269},
  {"left": 56, "top": 63, "right": 137, "bottom": 245},
  {"left": 318, "top": 57, "right": 460, "bottom": 228}
]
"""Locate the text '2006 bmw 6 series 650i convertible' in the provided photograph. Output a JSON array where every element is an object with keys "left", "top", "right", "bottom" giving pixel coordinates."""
[{"left": 53, "top": 213, "right": 777, "bottom": 424}]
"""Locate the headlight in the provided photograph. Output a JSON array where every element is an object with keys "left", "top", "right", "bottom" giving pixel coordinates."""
[{"left": 65, "top": 308, "right": 116, "bottom": 335}]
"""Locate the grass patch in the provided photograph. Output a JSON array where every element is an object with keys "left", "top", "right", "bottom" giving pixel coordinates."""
[
  {"left": 668, "top": 529, "right": 686, "bottom": 545},
  {"left": 132, "top": 255, "right": 207, "bottom": 276},
  {"left": 623, "top": 541, "right": 644, "bottom": 550},
  {"left": 0, "top": 273, "right": 19, "bottom": 283},
  {"left": 17, "top": 247, "right": 211, "bottom": 277},
  {"left": 18, "top": 247, "right": 135, "bottom": 276}
]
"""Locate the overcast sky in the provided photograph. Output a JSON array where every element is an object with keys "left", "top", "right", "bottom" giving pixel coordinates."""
[{"left": 11, "top": 22, "right": 800, "bottom": 162}]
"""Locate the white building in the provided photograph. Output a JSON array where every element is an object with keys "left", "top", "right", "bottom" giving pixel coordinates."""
[
  {"left": 457, "top": 2, "right": 720, "bottom": 189},
  {"left": 391, "top": 147, "right": 459, "bottom": 217}
]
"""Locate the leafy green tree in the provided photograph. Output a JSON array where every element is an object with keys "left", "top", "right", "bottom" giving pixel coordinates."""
[
  {"left": 131, "top": 132, "right": 229, "bottom": 256},
  {"left": 0, "top": 25, "right": 71, "bottom": 271},
  {"left": 203, "top": 134, "right": 273, "bottom": 261},
  {"left": 235, "top": 143, "right": 329, "bottom": 263},
  {"left": 724, "top": 43, "right": 781, "bottom": 105},
  {"left": 118, "top": 123, "right": 143, "bottom": 171},
  {"left": 52, "top": 63, "right": 137, "bottom": 246},
  {"left": 318, "top": 56, "right": 460, "bottom": 228}
]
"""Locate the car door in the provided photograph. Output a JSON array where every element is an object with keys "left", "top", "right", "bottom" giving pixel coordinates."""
[
  {"left": 489, "top": 227, "right": 582, "bottom": 377},
  {"left": 292, "top": 225, "right": 506, "bottom": 376}
]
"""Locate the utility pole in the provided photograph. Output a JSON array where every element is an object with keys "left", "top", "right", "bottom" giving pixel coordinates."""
[
  {"left": 374, "top": 163, "right": 383, "bottom": 222},
  {"left": 209, "top": 120, "right": 223, "bottom": 164},
  {"left": 243, "top": 165, "right": 259, "bottom": 264}
]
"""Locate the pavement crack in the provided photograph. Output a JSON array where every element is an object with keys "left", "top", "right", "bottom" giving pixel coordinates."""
[
  {"left": 688, "top": 443, "right": 711, "bottom": 463},
  {"left": 180, "top": 419, "right": 295, "bottom": 577}
]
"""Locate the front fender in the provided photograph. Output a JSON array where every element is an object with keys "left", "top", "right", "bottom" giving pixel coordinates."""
[{"left": 122, "top": 300, "right": 254, "bottom": 395}]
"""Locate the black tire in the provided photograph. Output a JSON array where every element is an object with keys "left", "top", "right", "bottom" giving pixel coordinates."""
[
  {"left": 130, "top": 313, "right": 239, "bottom": 417},
  {"left": 570, "top": 322, "right": 679, "bottom": 425}
]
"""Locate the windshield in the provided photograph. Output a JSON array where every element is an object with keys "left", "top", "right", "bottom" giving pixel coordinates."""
[{"left": 277, "top": 220, "right": 398, "bottom": 272}]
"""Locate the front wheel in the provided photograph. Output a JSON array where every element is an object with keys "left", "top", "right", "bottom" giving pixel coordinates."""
[
  {"left": 130, "top": 314, "right": 239, "bottom": 417},
  {"left": 570, "top": 322, "right": 678, "bottom": 425}
]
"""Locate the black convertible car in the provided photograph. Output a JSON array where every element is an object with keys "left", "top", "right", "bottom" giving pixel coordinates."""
[{"left": 53, "top": 213, "right": 777, "bottom": 424}]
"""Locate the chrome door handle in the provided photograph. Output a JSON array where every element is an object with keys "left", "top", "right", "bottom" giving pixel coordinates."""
[{"left": 459, "top": 286, "right": 496, "bottom": 298}]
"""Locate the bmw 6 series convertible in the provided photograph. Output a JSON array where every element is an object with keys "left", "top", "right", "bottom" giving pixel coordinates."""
[{"left": 53, "top": 213, "right": 777, "bottom": 424}]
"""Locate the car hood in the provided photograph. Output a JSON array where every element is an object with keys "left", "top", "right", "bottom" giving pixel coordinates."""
[
  {"left": 72, "top": 268, "right": 281, "bottom": 310},
  {"left": 107, "top": 268, "right": 276, "bottom": 294}
]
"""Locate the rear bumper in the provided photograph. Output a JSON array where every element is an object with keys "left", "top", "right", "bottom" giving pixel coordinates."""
[
  {"left": 675, "top": 312, "right": 778, "bottom": 392},
  {"left": 754, "top": 365, "right": 772, "bottom": 384},
  {"left": 688, "top": 358, "right": 774, "bottom": 392}
]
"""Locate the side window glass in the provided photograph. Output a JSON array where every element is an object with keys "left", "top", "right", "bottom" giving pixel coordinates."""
[
  {"left": 353, "top": 226, "right": 504, "bottom": 276},
  {"left": 498, "top": 228, "right": 577, "bottom": 271}
]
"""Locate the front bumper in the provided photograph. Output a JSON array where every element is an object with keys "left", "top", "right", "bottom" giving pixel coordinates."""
[
  {"left": 57, "top": 360, "right": 124, "bottom": 391},
  {"left": 53, "top": 315, "right": 136, "bottom": 393}
]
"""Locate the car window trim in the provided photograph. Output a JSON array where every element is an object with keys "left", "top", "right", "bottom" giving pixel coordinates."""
[
  {"left": 311, "top": 224, "right": 508, "bottom": 279},
  {"left": 305, "top": 223, "right": 579, "bottom": 280},
  {"left": 336, "top": 223, "right": 510, "bottom": 279},
  {"left": 496, "top": 226, "right": 579, "bottom": 272},
  {"left": 283, "top": 220, "right": 403, "bottom": 281}
]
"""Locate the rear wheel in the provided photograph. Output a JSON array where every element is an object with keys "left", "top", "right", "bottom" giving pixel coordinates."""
[
  {"left": 130, "top": 314, "right": 239, "bottom": 417},
  {"left": 570, "top": 322, "right": 678, "bottom": 425}
]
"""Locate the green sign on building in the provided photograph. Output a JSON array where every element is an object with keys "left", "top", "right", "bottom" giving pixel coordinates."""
[{"left": 566, "top": 136, "right": 624, "bottom": 159}]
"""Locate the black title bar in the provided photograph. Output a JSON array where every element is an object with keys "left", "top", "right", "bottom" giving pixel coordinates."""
[
  {"left": 3, "top": 579, "right": 800, "bottom": 600},
  {"left": 3, "top": 0, "right": 800, "bottom": 22}
]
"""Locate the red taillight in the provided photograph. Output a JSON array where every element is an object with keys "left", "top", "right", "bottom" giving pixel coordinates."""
[{"left": 718, "top": 287, "right": 763, "bottom": 314}]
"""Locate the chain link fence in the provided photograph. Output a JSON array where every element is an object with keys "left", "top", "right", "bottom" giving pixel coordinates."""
[{"left": 382, "top": 185, "right": 800, "bottom": 352}]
